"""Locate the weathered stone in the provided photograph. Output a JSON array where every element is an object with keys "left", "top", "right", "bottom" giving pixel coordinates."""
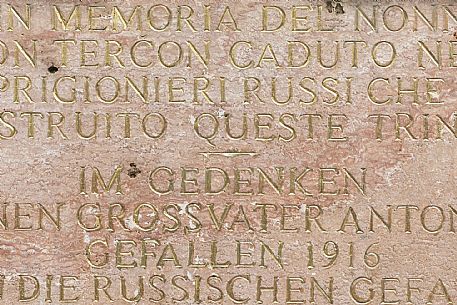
[{"left": 0, "top": 0, "right": 456, "bottom": 304}]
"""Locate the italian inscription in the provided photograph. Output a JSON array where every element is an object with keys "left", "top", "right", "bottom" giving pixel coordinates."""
[{"left": 0, "top": 0, "right": 455, "bottom": 304}]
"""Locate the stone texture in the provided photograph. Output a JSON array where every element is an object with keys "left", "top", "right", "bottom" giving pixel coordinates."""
[{"left": 0, "top": 0, "right": 456, "bottom": 304}]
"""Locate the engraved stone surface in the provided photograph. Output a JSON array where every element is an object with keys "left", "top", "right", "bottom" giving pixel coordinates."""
[{"left": 0, "top": 0, "right": 456, "bottom": 304}]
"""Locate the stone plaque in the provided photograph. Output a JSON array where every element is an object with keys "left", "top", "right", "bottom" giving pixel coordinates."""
[{"left": 0, "top": 0, "right": 456, "bottom": 304}]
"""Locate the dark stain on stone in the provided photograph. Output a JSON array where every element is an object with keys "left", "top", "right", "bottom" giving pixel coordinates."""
[
  {"left": 48, "top": 65, "right": 59, "bottom": 73},
  {"left": 454, "top": 32, "right": 457, "bottom": 40},
  {"left": 128, "top": 163, "right": 141, "bottom": 178},
  {"left": 335, "top": 3, "right": 345, "bottom": 14},
  {"left": 326, "top": 0, "right": 345, "bottom": 14},
  {"left": 326, "top": 0, "right": 334, "bottom": 13}
]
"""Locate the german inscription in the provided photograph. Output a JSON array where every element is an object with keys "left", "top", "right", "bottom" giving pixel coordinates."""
[{"left": 0, "top": 0, "right": 456, "bottom": 304}]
